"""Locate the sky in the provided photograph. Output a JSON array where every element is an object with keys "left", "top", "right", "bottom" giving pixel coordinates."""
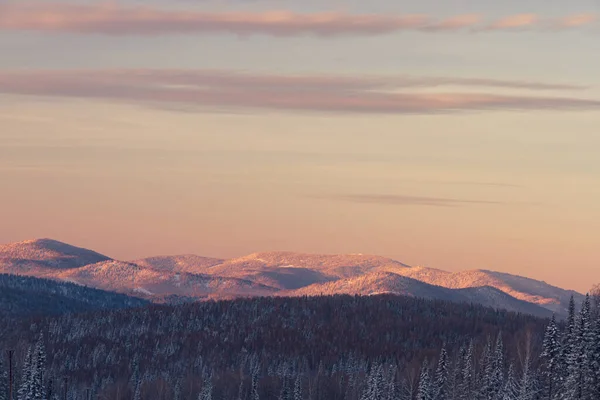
[{"left": 1, "top": 0, "right": 600, "bottom": 292}]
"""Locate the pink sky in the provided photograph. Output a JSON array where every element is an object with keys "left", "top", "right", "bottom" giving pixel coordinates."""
[{"left": 1, "top": 0, "right": 600, "bottom": 293}]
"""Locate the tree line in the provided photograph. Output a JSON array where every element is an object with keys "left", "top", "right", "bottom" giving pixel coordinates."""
[{"left": 1, "top": 293, "right": 598, "bottom": 399}]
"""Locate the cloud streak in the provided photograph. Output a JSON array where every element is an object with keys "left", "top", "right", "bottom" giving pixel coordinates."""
[
  {"left": 0, "top": 69, "right": 598, "bottom": 115},
  {"left": 0, "top": 3, "right": 597, "bottom": 36},
  {"left": 324, "top": 194, "right": 503, "bottom": 207}
]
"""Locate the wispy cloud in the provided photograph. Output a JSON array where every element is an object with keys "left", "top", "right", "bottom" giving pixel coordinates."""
[
  {"left": 323, "top": 194, "right": 503, "bottom": 207},
  {"left": 0, "top": 69, "right": 598, "bottom": 115},
  {"left": 0, "top": 3, "right": 597, "bottom": 36},
  {"left": 552, "top": 14, "right": 598, "bottom": 29},
  {"left": 486, "top": 14, "right": 539, "bottom": 30}
]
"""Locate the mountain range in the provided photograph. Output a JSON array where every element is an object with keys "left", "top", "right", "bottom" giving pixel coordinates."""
[{"left": 0, "top": 238, "right": 585, "bottom": 318}]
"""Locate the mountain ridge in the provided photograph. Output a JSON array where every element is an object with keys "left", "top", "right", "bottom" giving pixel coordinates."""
[{"left": 0, "top": 238, "right": 585, "bottom": 317}]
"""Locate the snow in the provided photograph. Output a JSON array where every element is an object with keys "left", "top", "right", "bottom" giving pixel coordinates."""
[{"left": 133, "top": 287, "right": 153, "bottom": 296}]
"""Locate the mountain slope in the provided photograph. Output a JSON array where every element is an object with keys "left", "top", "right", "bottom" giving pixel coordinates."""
[
  {"left": 286, "top": 271, "right": 552, "bottom": 318},
  {"left": 0, "top": 238, "right": 111, "bottom": 275},
  {"left": 133, "top": 254, "right": 223, "bottom": 274},
  {"left": 0, "top": 239, "right": 584, "bottom": 317},
  {"left": 56, "top": 260, "right": 279, "bottom": 300},
  {"left": 0, "top": 273, "right": 148, "bottom": 319},
  {"left": 394, "top": 267, "right": 583, "bottom": 316}
]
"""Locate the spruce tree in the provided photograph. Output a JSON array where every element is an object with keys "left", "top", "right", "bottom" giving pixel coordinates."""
[
  {"left": 293, "top": 375, "right": 302, "bottom": 400},
  {"left": 490, "top": 333, "right": 505, "bottom": 400},
  {"left": 590, "top": 314, "right": 600, "bottom": 400},
  {"left": 460, "top": 341, "right": 474, "bottom": 400},
  {"left": 517, "top": 345, "right": 535, "bottom": 400},
  {"left": 479, "top": 337, "right": 493, "bottom": 400},
  {"left": 32, "top": 335, "right": 46, "bottom": 400},
  {"left": 565, "top": 295, "right": 592, "bottom": 400},
  {"left": 502, "top": 364, "right": 518, "bottom": 400},
  {"left": 17, "top": 347, "right": 33, "bottom": 400},
  {"left": 173, "top": 380, "right": 181, "bottom": 400},
  {"left": 0, "top": 355, "right": 7, "bottom": 400},
  {"left": 417, "top": 360, "right": 432, "bottom": 400},
  {"left": 251, "top": 369, "right": 260, "bottom": 400},
  {"left": 434, "top": 346, "right": 448, "bottom": 400},
  {"left": 199, "top": 374, "right": 213, "bottom": 400},
  {"left": 541, "top": 315, "right": 560, "bottom": 400}
]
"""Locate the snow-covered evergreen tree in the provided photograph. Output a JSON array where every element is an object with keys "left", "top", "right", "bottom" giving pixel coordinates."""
[
  {"left": 434, "top": 346, "right": 448, "bottom": 400},
  {"left": 17, "top": 347, "right": 33, "bottom": 400},
  {"left": 385, "top": 364, "right": 397, "bottom": 400},
  {"left": 293, "top": 374, "right": 302, "bottom": 400},
  {"left": 251, "top": 369, "right": 260, "bottom": 400},
  {"left": 173, "top": 380, "right": 181, "bottom": 400},
  {"left": 459, "top": 341, "right": 475, "bottom": 400},
  {"left": 590, "top": 314, "right": 600, "bottom": 400},
  {"left": 502, "top": 364, "right": 518, "bottom": 400},
  {"left": 0, "top": 354, "right": 7, "bottom": 400},
  {"left": 31, "top": 335, "right": 46, "bottom": 400},
  {"left": 517, "top": 344, "right": 536, "bottom": 400},
  {"left": 541, "top": 315, "right": 560, "bottom": 400},
  {"left": 199, "top": 374, "right": 213, "bottom": 400},
  {"left": 564, "top": 295, "right": 592, "bottom": 400},
  {"left": 417, "top": 360, "right": 432, "bottom": 400},
  {"left": 490, "top": 333, "right": 505, "bottom": 400},
  {"left": 478, "top": 336, "right": 493, "bottom": 400}
]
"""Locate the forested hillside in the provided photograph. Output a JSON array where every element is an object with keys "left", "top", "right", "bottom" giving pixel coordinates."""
[
  {"left": 0, "top": 274, "right": 148, "bottom": 319},
  {"left": 0, "top": 294, "right": 554, "bottom": 399},
  {"left": 2, "top": 293, "right": 598, "bottom": 400}
]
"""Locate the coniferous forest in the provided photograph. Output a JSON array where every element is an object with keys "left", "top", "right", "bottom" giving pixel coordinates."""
[{"left": 1, "top": 293, "right": 599, "bottom": 400}]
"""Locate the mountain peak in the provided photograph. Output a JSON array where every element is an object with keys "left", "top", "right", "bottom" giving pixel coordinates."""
[{"left": 0, "top": 238, "right": 111, "bottom": 271}]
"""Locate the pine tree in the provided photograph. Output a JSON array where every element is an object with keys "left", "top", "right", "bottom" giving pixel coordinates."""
[
  {"left": 479, "top": 337, "right": 493, "bottom": 400},
  {"left": 590, "top": 314, "right": 600, "bottom": 400},
  {"left": 434, "top": 346, "right": 448, "bottom": 400},
  {"left": 502, "top": 364, "right": 518, "bottom": 400},
  {"left": 0, "top": 354, "right": 7, "bottom": 400},
  {"left": 293, "top": 375, "right": 302, "bottom": 400},
  {"left": 490, "top": 333, "right": 505, "bottom": 400},
  {"left": 32, "top": 335, "right": 46, "bottom": 400},
  {"left": 199, "top": 374, "right": 213, "bottom": 400},
  {"left": 417, "top": 360, "right": 432, "bottom": 400},
  {"left": 459, "top": 341, "right": 475, "bottom": 400},
  {"left": 565, "top": 295, "right": 592, "bottom": 400},
  {"left": 279, "top": 374, "right": 290, "bottom": 400},
  {"left": 17, "top": 347, "right": 33, "bottom": 400},
  {"left": 557, "top": 295, "right": 578, "bottom": 399},
  {"left": 517, "top": 343, "right": 536, "bottom": 400},
  {"left": 541, "top": 315, "right": 560, "bottom": 400},
  {"left": 361, "top": 362, "right": 384, "bottom": 400},
  {"left": 173, "top": 380, "right": 181, "bottom": 400},
  {"left": 251, "top": 369, "right": 260, "bottom": 400}
]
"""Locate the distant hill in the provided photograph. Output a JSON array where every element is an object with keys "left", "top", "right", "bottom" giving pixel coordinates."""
[
  {"left": 54, "top": 259, "right": 278, "bottom": 301},
  {"left": 286, "top": 271, "right": 552, "bottom": 318},
  {"left": 0, "top": 238, "right": 111, "bottom": 275},
  {"left": 0, "top": 239, "right": 585, "bottom": 317},
  {"left": 0, "top": 273, "right": 148, "bottom": 319}
]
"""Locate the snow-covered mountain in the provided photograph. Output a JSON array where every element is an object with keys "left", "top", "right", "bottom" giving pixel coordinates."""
[
  {"left": 0, "top": 238, "right": 110, "bottom": 275},
  {"left": 0, "top": 239, "right": 585, "bottom": 317}
]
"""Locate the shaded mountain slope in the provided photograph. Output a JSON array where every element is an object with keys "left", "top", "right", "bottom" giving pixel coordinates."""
[{"left": 0, "top": 273, "right": 148, "bottom": 319}]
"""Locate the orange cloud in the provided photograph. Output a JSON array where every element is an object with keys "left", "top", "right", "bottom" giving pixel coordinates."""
[
  {"left": 0, "top": 69, "right": 597, "bottom": 114},
  {"left": 487, "top": 14, "right": 539, "bottom": 30},
  {"left": 553, "top": 14, "right": 597, "bottom": 28},
  {"left": 0, "top": 3, "right": 597, "bottom": 36}
]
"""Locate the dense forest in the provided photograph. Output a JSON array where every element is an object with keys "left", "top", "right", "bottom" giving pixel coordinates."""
[
  {"left": 0, "top": 274, "right": 148, "bottom": 319},
  {"left": 3, "top": 292, "right": 597, "bottom": 399}
]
